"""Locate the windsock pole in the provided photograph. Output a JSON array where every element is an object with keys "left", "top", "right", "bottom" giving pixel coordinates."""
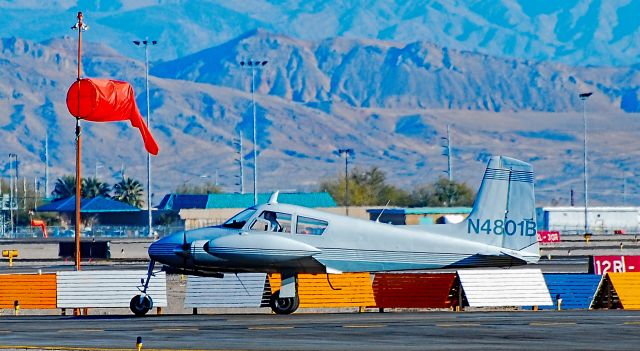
[{"left": 72, "top": 11, "right": 85, "bottom": 271}]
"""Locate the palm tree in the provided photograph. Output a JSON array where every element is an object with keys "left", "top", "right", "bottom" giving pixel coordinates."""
[
  {"left": 113, "top": 177, "right": 144, "bottom": 207},
  {"left": 82, "top": 177, "right": 111, "bottom": 198},
  {"left": 52, "top": 175, "right": 76, "bottom": 200}
]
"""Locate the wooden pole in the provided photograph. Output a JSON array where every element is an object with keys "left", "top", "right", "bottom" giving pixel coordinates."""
[{"left": 74, "top": 11, "right": 84, "bottom": 271}]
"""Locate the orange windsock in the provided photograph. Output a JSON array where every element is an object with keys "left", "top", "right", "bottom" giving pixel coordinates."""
[{"left": 66, "top": 78, "right": 159, "bottom": 155}]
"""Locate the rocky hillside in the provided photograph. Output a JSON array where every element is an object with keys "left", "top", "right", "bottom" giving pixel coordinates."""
[
  {"left": 0, "top": 0, "right": 638, "bottom": 66},
  {"left": 152, "top": 29, "right": 639, "bottom": 113},
  {"left": 1, "top": 34, "right": 640, "bottom": 206}
]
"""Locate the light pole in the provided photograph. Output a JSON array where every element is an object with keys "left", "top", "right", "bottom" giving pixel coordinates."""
[
  {"left": 94, "top": 161, "right": 102, "bottom": 179},
  {"left": 580, "top": 92, "right": 592, "bottom": 235},
  {"left": 337, "top": 148, "right": 354, "bottom": 216},
  {"left": 441, "top": 124, "right": 453, "bottom": 181},
  {"left": 236, "top": 131, "right": 245, "bottom": 194},
  {"left": 8, "top": 154, "right": 17, "bottom": 235},
  {"left": 240, "top": 59, "right": 268, "bottom": 205},
  {"left": 44, "top": 134, "right": 49, "bottom": 198},
  {"left": 134, "top": 37, "right": 157, "bottom": 238}
]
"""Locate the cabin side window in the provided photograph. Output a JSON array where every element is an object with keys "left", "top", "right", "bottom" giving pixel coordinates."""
[
  {"left": 250, "top": 211, "right": 292, "bottom": 233},
  {"left": 296, "top": 216, "right": 328, "bottom": 235}
]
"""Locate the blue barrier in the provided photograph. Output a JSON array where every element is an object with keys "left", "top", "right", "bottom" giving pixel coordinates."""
[{"left": 540, "top": 273, "right": 602, "bottom": 310}]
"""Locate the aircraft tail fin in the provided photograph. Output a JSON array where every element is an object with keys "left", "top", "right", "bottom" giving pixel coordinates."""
[{"left": 465, "top": 156, "right": 538, "bottom": 258}]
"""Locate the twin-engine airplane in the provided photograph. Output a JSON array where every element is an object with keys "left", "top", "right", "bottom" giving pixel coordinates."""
[{"left": 130, "top": 156, "right": 539, "bottom": 315}]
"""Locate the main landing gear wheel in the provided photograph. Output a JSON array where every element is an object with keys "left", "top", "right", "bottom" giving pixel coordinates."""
[
  {"left": 130, "top": 295, "right": 153, "bottom": 316},
  {"left": 269, "top": 291, "right": 300, "bottom": 315}
]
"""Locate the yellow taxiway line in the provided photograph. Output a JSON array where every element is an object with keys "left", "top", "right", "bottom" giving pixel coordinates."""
[
  {"left": 0, "top": 346, "right": 245, "bottom": 351},
  {"left": 529, "top": 322, "right": 577, "bottom": 326},
  {"left": 248, "top": 325, "right": 294, "bottom": 330},
  {"left": 436, "top": 323, "right": 480, "bottom": 327}
]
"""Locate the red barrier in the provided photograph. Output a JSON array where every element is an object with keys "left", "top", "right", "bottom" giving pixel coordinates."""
[
  {"left": 593, "top": 256, "right": 640, "bottom": 275},
  {"left": 372, "top": 273, "right": 456, "bottom": 309},
  {"left": 30, "top": 219, "right": 48, "bottom": 238}
]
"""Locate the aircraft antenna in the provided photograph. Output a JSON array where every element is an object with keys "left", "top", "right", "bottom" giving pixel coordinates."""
[
  {"left": 268, "top": 190, "right": 280, "bottom": 204},
  {"left": 234, "top": 273, "right": 252, "bottom": 296},
  {"left": 375, "top": 200, "right": 391, "bottom": 223}
]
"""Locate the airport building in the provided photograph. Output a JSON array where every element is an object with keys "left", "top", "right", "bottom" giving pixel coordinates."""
[
  {"left": 366, "top": 207, "right": 472, "bottom": 225},
  {"left": 157, "top": 192, "right": 343, "bottom": 230},
  {"left": 536, "top": 207, "right": 640, "bottom": 234}
]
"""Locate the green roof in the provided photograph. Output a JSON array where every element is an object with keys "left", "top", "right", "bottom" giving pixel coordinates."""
[
  {"left": 205, "top": 192, "right": 337, "bottom": 209},
  {"left": 367, "top": 207, "right": 472, "bottom": 215},
  {"left": 404, "top": 207, "right": 472, "bottom": 215}
]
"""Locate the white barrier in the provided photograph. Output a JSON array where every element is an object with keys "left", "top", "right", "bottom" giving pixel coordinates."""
[
  {"left": 185, "top": 273, "right": 266, "bottom": 308},
  {"left": 458, "top": 269, "right": 552, "bottom": 307},
  {"left": 57, "top": 270, "right": 167, "bottom": 308}
]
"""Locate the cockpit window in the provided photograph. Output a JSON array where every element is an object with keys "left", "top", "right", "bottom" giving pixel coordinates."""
[
  {"left": 221, "top": 208, "right": 256, "bottom": 229},
  {"left": 251, "top": 211, "right": 292, "bottom": 233},
  {"left": 296, "top": 216, "right": 328, "bottom": 235}
]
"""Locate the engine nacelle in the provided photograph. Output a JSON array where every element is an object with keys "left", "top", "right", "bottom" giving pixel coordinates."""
[{"left": 205, "top": 234, "right": 321, "bottom": 264}]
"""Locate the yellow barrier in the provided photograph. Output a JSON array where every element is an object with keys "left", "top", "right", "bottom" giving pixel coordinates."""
[
  {"left": 269, "top": 273, "right": 375, "bottom": 308},
  {"left": 608, "top": 272, "right": 640, "bottom": 309},
  {"left": 0, "top": 273, "right": 57, "bottom": 309}
]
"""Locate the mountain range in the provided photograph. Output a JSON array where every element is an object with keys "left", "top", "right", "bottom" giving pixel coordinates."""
[
  {"left": 0, "top": 0, "right": 638, "bottom": 66},
  {"left": 1, "top": 31, "right": 639, "bottom": 206},
  {"left": 0, "top": 1, "right": 639, "bottom": 206}
]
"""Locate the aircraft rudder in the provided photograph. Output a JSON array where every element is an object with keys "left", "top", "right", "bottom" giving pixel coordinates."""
[{"left": 465, "top": 156, "right": 537, "bottom": 252}]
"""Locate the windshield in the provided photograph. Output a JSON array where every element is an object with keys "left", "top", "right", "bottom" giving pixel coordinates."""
[{"left": 221, "top": 208, "right": 257, "bottom": 229}]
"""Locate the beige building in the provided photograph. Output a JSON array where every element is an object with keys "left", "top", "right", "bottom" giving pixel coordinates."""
[{"left": 180, "top": 207, "right": 376, "bottom": 230}]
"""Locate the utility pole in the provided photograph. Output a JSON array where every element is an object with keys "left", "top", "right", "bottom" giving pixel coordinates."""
[
  {"left": 44, "top": 134, "right": 49, "bottom": 198},
  {"left": 579, "top": 92, "right": 592, "bottom": 235},
  {"left": 0, "top": 177, "right": 3, "bottom": 238},
  {"left": 34, "top": 177, "right": 38, "bottom": 210},
  {"left": 623, "top": 174, "right": 627, "bottom": 206},
  {"left": 441, "top": 125, "right": 453, "bottom": 182},
  {"left": 133, "top": 37, "right": 158, "bottom": 239},
  {"left": 570, "top": 187, "right": 575, "bottom": 206},
  {"left": 240, "top": 59, "right": 268, "bottom": 205},
  {"left": 94, "top": 161, "right": 102, "bottom": 179},
  {"left": 22, "top": 178, "right": 26, "bottom": 213},
  {"left": 237, "top": 131, "right": 245, "bottom": 194},
  {"left": 8, "top": 154, "right": 18, "bottom": 234},
  {"left": 8, "top": 154, "right": 16, "bottom": 236},
  {"left": 337, "top": 148, "right": 354, "bottom": 216}
]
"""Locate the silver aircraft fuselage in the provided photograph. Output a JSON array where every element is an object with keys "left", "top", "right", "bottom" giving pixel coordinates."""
[{"left": 149, "top": 202, "right": 535, "bottom": 275}]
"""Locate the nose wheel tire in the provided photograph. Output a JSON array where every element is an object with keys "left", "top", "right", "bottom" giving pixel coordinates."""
[
  {"left": 130, "top": 295, "right": 153, "bottom": 316},
  {"left": 269, "top": 291, "right": 300, "bottom": 315}
]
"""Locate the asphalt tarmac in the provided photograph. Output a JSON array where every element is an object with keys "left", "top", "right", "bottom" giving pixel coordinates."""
[
  {"left": 1, "top": 310, "right": 640, "bottom": 351},
  {"left": 0, "top": 255, "right": 591, "bottom": 274}
]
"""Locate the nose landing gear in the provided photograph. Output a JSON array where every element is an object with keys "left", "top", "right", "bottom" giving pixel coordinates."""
[
  {"left": 130, "top": 294, "right": 153, "bottom": 316},
  {"left": 130, "top": 260, "right": 155, "bottom": 316}
]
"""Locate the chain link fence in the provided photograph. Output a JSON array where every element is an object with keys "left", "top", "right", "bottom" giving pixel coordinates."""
[{"left": 0, "top": 224, "right": 184, "bottom": 239}]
